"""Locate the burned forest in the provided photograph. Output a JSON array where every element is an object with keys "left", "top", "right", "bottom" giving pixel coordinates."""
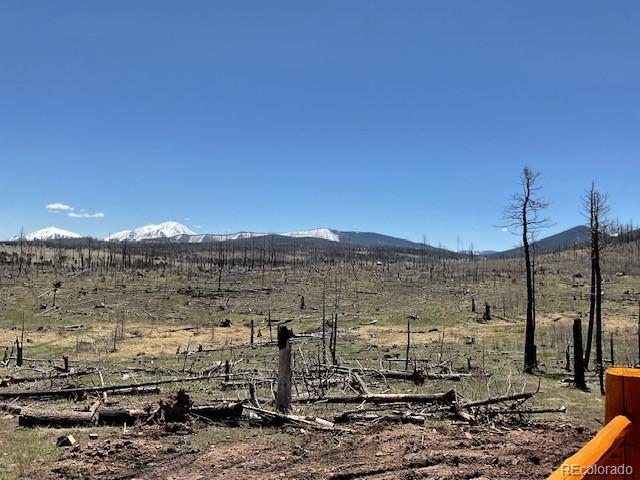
[{"left": 0, "top": 226, "right": 639, "bottom": 479}]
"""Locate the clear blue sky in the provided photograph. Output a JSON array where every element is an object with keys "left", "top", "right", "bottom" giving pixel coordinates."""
[{"left": 1, "top": 1, "right": 638, "bottom": 250}]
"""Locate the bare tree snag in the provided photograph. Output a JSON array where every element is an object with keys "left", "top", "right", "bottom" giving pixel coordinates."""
[
  {"left": 321, "top": 282, "right": 327, "bottom": 364},
  {"left": 15, "top": 338, "right": 23, "bottom": 368},
  {"left": 503, "top": 167, "right": 549, "bottom": 374},
  {"left": 405, "top": 316, "right": 411, "bottom": 370},
  {"left": 573, "top": 318, "right": 587, "bottom": 390},
  {"left": 276, "top": 326, "right": 294, "bottom": 413},
  {"left": 483, "top": 302, "right": 491, "bottom": 322},
  {"left": 331, "top": 312, "right": 338, "bottom": 365},
  {"left": 610, "top": 333, "right": 615, "bottom": 366},
  {"left": 582, "top": 183, "right": 608, "bottom": 394}
]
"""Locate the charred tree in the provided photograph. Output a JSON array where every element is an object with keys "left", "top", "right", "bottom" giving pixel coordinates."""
[{"left": 503, "top": 167, "right": 549, "bottom": 374}]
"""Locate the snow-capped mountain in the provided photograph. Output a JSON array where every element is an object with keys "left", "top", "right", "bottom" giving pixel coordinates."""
[
  {"left": 101, "top": 223, "right": 443, "bottom": 251},
  {"left": 171, "top": 228, "right": 341, "bottom": 244},
  {"left": 105, "top": 222, "right": 195, "bottom": 242},
  {"left": 171, "top": 228, "right": 433, "bottom": 249},
  {"left": 281, "top": 228, "right": 341, "bottom": 242},
  {"left": 11, "top": 226, "right": 82, "bottom": 241},
  {"left": 171, "top": 232, "right": 269, "bottom": 243}
]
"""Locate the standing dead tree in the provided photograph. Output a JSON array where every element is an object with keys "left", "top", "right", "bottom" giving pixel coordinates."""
[
  {"left": 503, "top": 167, "right": 549, "bottom": 374},
  {"left": 573, "top": 318, "right": 587, "bottom": 390},
  {"left": 582, "top": 183, "right": 609, "bottom": 395},
  {"left": 276, "top": 326, "right": 294, "bottom": 413}
]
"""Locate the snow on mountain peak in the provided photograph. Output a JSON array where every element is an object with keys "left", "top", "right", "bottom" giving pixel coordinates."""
[
  {"left": 12, "top": 226, "right": 82, "bottom": 241},
  {"left": 105, "top": 221, "right": 195, "bottom": 242},
  {"left": 281, "top": 228, "right": 340, "bottom": 242}
]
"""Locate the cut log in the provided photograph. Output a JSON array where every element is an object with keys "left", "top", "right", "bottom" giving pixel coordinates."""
[
  {"left": 96, "top": 407, "right": 147, "bottom": 426},
  {"left": 191, "top": 401, "right": 244, "bottom": 421},
  {"left": 19, "top": 409, "right": 94, "bottom": 428}
]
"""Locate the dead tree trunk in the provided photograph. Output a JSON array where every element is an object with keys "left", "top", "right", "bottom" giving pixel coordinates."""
[
  {"left": 523, "top": 218, "right": 536, "bottom": 373},
  {"left": 583, "top": 183, "right": 608, "bottom": 395},
  {"left": 321, "top": 283, "right": 327, "bottom": 364},
  {"left": 610, "top": 333, "right": 615, "bottom": 366},
  {"left": 405, "top": 317, "right": 411, "bottom": 371},
  {"left": 584, "top": 262, "right": 596, "bottom": 369},
  {"left": 483, "top": 302, "right": 491, "bottom": 321},
  {"left": 15, "top": 338, "right": 23, "bottom": 367},
  {"left": 276, "top": 326, "right": 293, "bottom": 413},
  {"left": 504, "top": 168, "right": 548, "bottom": 374},
  {"left": 330, "top": 312, "right": 338, "bottom": 365},
  {"left": 573, "top": 319, "right": 587, "bottom": 390},
  {"left": 595, "top": 223, "right": 604, "bottom": 395}
]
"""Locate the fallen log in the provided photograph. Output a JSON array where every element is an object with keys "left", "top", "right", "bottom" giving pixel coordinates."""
[
  {"left": 0, "top": 369, "right": 94, "bottom": 387},
  {"left": 326, "top": 365, "right": 470, "bottom": 383},
  {"left": 486, "top": 405, "right": 567, "bottom": 416},
  {"left": 243, "top": 404, "right": 352, "bottom": 432},
  {"left": 191, "top": 401, "right": 244, "bottom": 421},
  {"left": 109, "top": 386, "right": 160, "bottom": 397},
  {"left": 96, "top": 407, "right": 147, "bottom": 426},
  {"left": 0, "top": 375, "right": 211, "bottom": 400},
  {"left": 460, "top": 391, "right": 535, "bottom": 409},
  {"left": 335, "top": 411, "right": 426, "bottom": 425},
  {"left": 296, "top": 390, "right": 456, "bottom": 405},
  {"left": 19, "top": 409, "right": 94, "bottom": 428}
]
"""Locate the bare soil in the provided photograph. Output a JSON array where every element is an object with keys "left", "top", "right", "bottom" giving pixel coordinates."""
[{"left": 47, "top": 421, "right": 590, "bottom": 480}]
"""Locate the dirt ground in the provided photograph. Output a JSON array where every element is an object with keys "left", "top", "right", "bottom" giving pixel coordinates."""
[{"left": 46, "top": 421, "right": 590, "bottom": 480}]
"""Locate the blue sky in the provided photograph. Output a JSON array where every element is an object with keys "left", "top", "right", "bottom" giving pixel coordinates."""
[{"left": 1, "top": 1, "right": 638, "bottom": 250}]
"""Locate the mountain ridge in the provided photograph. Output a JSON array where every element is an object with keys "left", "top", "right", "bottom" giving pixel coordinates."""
[
  {"left": 488, "top": 225, "right": 590, "bottom": 257},
  {"left": 7, "top": 222, "right": 604, "bottom": 255}
]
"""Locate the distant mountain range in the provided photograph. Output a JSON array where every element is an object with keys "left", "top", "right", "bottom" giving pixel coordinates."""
[
  {"left": 9, "top": 222, "right": 443, "bottom": 251},
  {"left": 171, "top": 228, "right": 430, "bottom": 249},
  {"left": 487, "top": 225, "right": 590, "bottom": 257},
  {"left": 7, "top": 222, "right": 598, "bottom": 254}
]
